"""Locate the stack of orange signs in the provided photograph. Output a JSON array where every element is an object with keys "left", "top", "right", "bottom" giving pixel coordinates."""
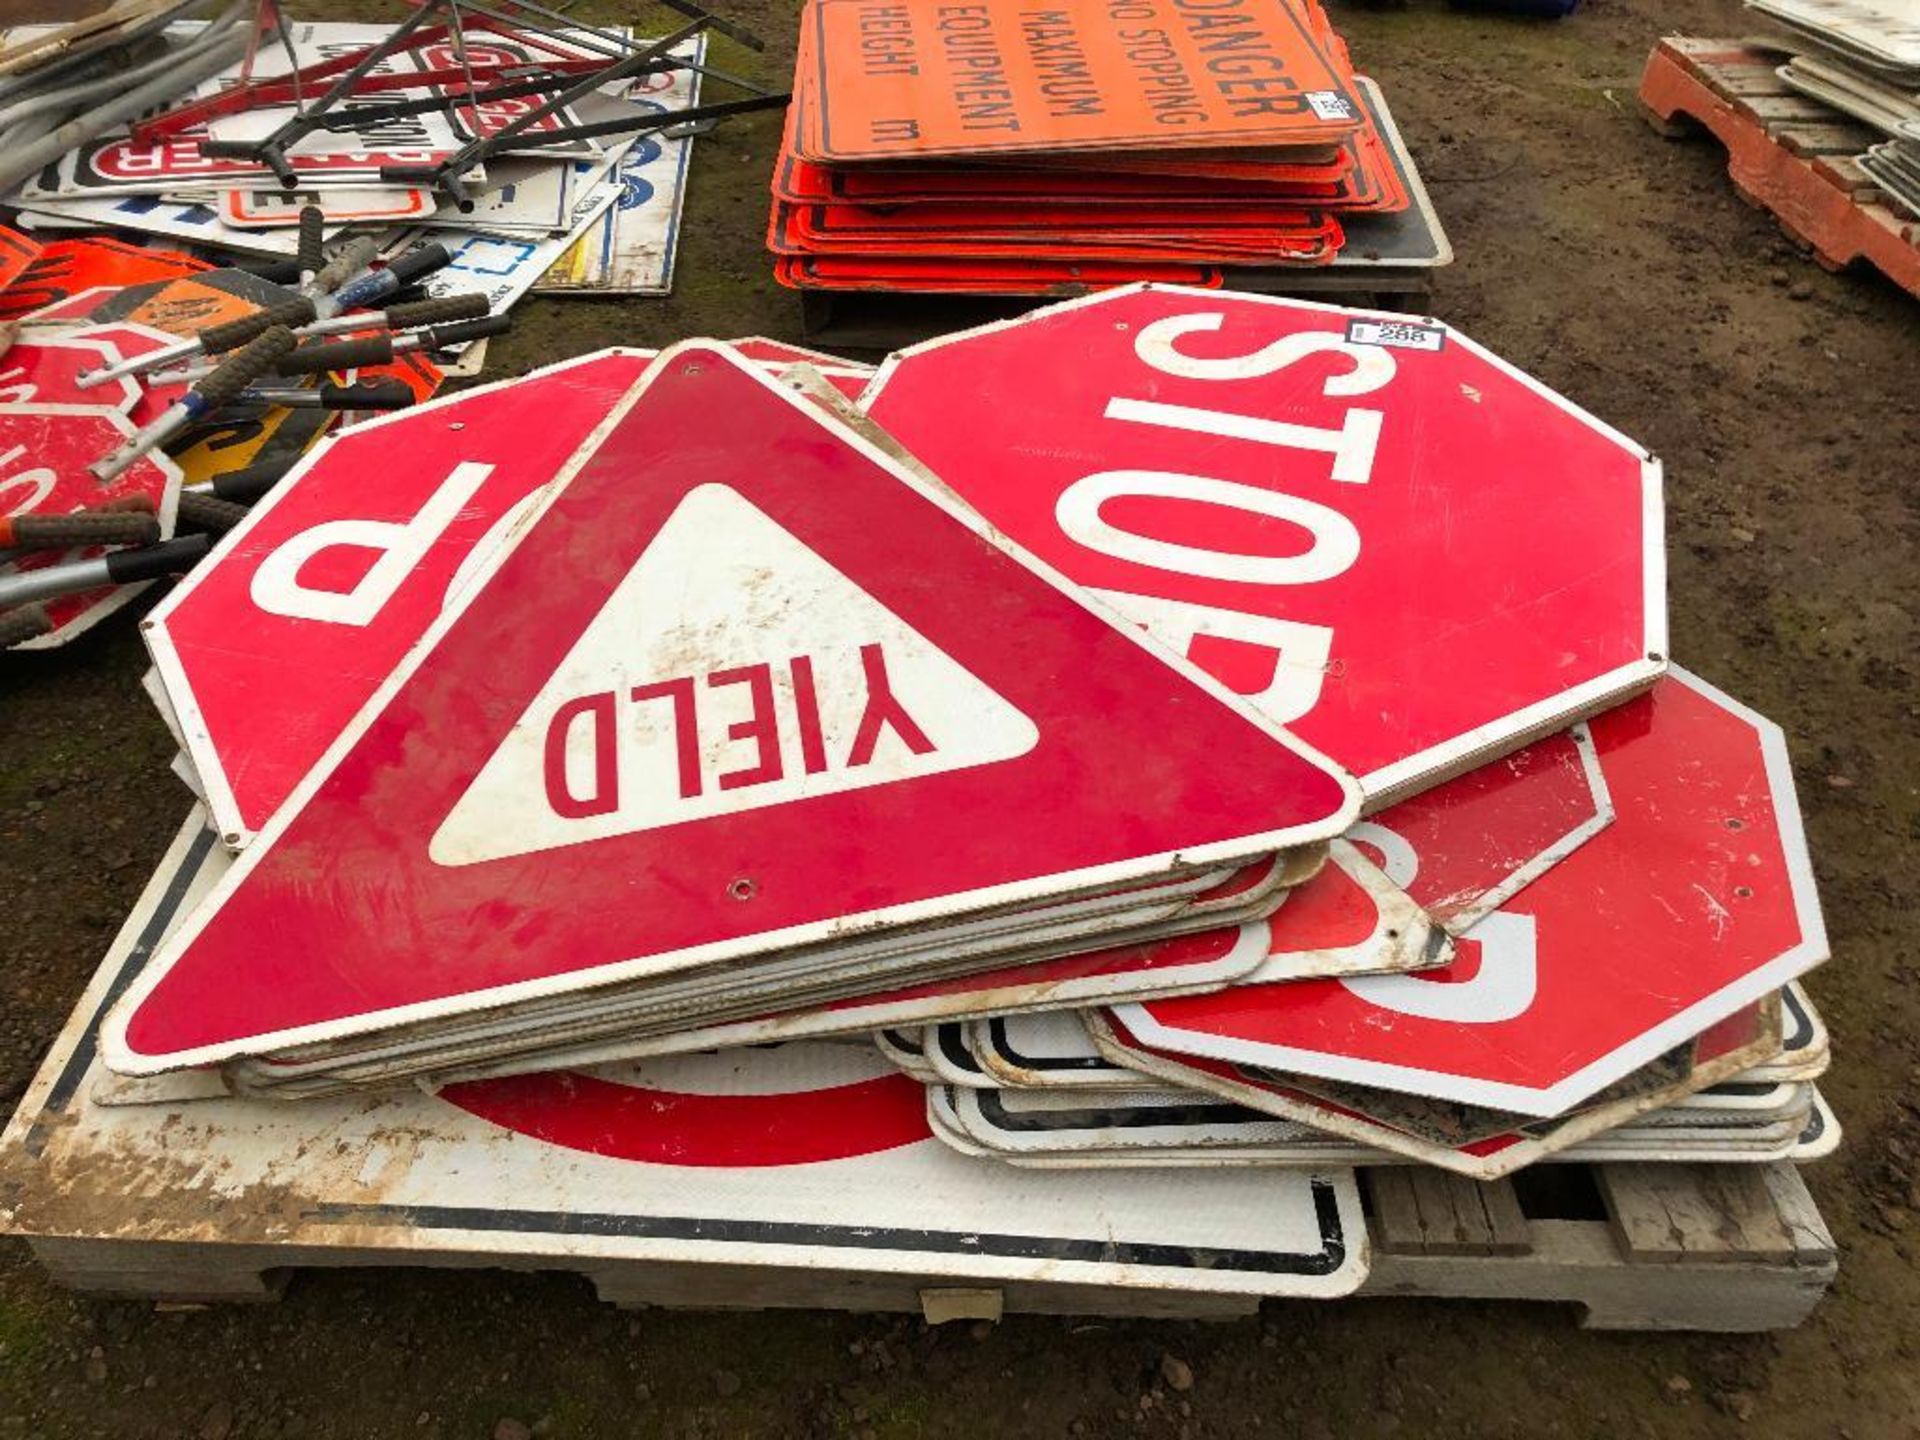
[{"left": 770, "top": 0, "right": 1410, "bottom": 294}]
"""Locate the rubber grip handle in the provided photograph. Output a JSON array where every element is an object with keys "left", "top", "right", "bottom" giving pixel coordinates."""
[
  {"left": 422, "top": 314, "right": 512, "bottom": 348},
  {"left": 176, "top": 490, "right": 252, "bottom": 533},
  {"left": 385, "top": 242, "right": 452, "bottom": 287},
  {"left": 196, "top": 297, "right": 318, "bottom": 356},
  {"left": 311, "top": 235, "right": 379, "bottom": 294},
  {"left": 318, "top": 380, "right": 415, "bottom": 409},
  {"left": 273, "top": 334, "right": 394, "bottom": 375},
  {"left": 194, "top": 327, "right": 297, "bottom": 410},
  {"left": 0, "top": 603, "right": 51, "bottom": 649},
  {"left": 382, "top": 294, "right": 489, "bottom": 329},
  {"left": 231, "top": 258, "right": 301, "bottom": 285},
  {"left": 0, "top": 510, "right": 161, "bottom": 549},
  {"left": 205, "top": 460, "right": 293, "bottom": 504},
  {"left": 100, "top": 534, "right": 210, "bottom": 584},
  {"left": 297, "top": 206, "right": 325, "bottom": 273}
]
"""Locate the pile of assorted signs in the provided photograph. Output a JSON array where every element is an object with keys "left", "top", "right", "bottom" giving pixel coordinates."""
[
  {"left": 0, "top": 234, "right": 454, "bottom": 651},
  {"left": 1751, "top": 0, "right": 1920, "bottom": 216},
  {"left": 0, "top": 4, "right": 758, "bottom": 313},
  {"left": 0, "top": 0, "right": 777, "bottom": 653},
  {"left": 769, "top": 0, "right": 1449, "bottom": 294},
  {"left": 0, "top": 287, "right": 1836, "bottom": 1317}
]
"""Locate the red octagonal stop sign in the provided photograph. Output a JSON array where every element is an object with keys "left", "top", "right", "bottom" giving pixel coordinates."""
[
  {"left": 861, "top": 284, "right": 1666, "bottom": 804},
  {"left": 1111, "top": 669, "right": 1827, "bottom": 1117}
]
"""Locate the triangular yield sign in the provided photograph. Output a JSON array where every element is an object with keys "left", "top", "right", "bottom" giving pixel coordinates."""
[
  {"left": 434, "top": 482, "right": 1040, "bottom": 865},
  {"left": 106, "top": 343, "right": 1358, "bottom": 1074}
]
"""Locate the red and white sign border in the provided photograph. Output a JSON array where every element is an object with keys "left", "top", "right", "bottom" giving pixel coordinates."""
[
  {"left": 1386, "top": 719, "right": 1613, "bottom": 937},
  {"left": 858, "top": 282, "right": 1669, "bottom": 805},
  {"left": 142, "top": 348, "right": 661, "bottom": 849}
]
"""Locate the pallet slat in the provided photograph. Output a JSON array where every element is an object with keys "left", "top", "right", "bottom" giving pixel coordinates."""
[
  {"left": 1370, "top": 1170, "right": 1531, "bottom": 1257},
  {"left": 1598, "top": 1162, "right": 1833, "bottom": 1265},
  {"left": 1639, "top": 36, "right": 1920, "bottom": 299},
  {"left": 20, "top": 1158, "right": 1837, "bottom": 1331}
]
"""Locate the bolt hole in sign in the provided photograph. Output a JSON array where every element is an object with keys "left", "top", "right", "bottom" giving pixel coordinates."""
[
  {"left": 859, "top": 283, "right": 1667, "bottom": 805},
  {"left": 105, "top": 342, "right": 1360, "bottom": 1078},
  {"left": 1112, "top": 670, "right": 1827, "bottom": 1118}
]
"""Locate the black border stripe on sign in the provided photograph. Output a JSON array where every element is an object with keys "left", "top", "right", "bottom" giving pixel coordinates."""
[
  {"left": 1796, "top": 1103, "right": 1825, "bottom": 1146},
  {"left": 877, "top": 1027, "right": 924, "bottom": 1059},
  {"left": 28, "top": 824, "right": 220, "bottom": 1155},
  {"left": 932, "top": 1022, "right": 987, "bottom": 1075},
  {"left": 972, "top": 1087, "right": 1273, "bottom": 1134},
  {"left": 987, "top": 1015, "right": 1119, "bottom": 1073},
  {"left": 303, "top": 1183, "right": 1348, "bottom": 1277},
  {"left": 31, "top": 828, "right": 1351, "bottom": 1281},
  {"left": 1781, "top": 987, "right": 1811, "bottom": 1053}
]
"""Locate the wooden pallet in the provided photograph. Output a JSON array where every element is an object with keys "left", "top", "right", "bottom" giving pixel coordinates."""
[
  {"left": 1639, "top": 36, "right": 1920, "bottom": 298},
  {"left": 19, "top": 1159, "right": 1835, "bottom": 1331},
  {"left": 1362, "top": 1159, "right": 1836, "bottom": 1331}
]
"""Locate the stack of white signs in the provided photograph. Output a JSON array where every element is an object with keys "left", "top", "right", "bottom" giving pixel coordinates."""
[
  {"left": 1751, "top": 0, "right": 1920, "bottom": 217},
  {"left": 0, "top": 287, "right": 1837, "bottom": 1318},
  {"left": 4, "top": 21, "right": 705, "bottom": 301}
]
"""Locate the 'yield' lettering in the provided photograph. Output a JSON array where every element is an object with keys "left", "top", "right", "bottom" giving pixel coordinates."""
[{"left": 542, "top": 643, "right": 935, "bottom": 818}]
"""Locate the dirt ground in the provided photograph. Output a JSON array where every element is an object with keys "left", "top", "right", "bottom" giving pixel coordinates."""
[{"left": 3, "top": 0, "right": 1919, "bottom": 1434}]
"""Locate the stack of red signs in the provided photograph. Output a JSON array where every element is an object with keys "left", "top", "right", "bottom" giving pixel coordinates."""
[
  {"left": 841, "top": 285, "right": 1833, "bottom": 1179},
  {"left": 61, "top": 289, "right": 1835, "bottom": 1178},
  {"left": 106, "top": 335, "right": 1391, "bottom": 1097},
  {"left": 769, "top": 0, "right": 1430, "bottom": 294},
  {"left": 0, "top": 287, "right": 1840, "bottom": 1318}
]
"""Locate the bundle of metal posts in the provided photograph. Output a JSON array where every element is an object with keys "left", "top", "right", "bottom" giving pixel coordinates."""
[{"left": 0, "top": 0, "right": 778, "bottom": 651}]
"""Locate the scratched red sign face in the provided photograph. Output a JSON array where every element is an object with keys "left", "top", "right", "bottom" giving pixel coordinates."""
[
  {"left": 146, "top": 350, "right": 658, "bottom": 844},
  {"left": 110, "top": 342, "right": 1355, "bottom": 1074},
  {"left": 1357, "top": 722, "right": 1609, "bottom": 934},
  {"left": 861, "top": 284, "right": 1666, "bottom": 803},
  {"left": 0, "top": 335, "right": 140, "bottom": 412},
  {"left": 146, "top": 347, "right": 876, "bottom": 847},
  {"left": 1112, "top": 671, "right": 1828, "bottom": 1117}
]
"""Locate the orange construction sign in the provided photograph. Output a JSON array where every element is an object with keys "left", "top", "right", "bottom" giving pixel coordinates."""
[{"left": 795, "top": 0, "right": 1363, "bottom": 164}]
